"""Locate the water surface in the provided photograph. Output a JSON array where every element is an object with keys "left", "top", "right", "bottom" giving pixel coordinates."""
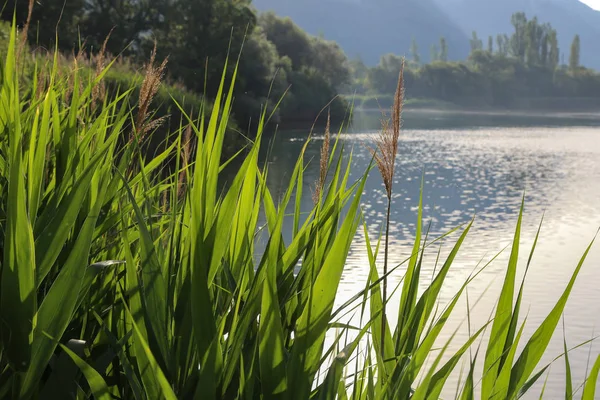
[{"left": 260, "top": 110, "right": 600, "bottom": 398}]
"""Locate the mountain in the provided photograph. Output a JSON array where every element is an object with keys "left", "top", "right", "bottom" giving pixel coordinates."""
[
  {"left": 433, "top": 0, "right": 600, "bottom": 69},
  {"left": 251, "top": 0, "right": 470, "bottom": 65}
]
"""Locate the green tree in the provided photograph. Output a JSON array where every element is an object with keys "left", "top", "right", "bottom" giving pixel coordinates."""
[
  {"left": 548, "top": 30, "right": 559, "bottom": 70},
  {"left": 367, "top": 53, "right": 401, "bottom": 93},
  {"left": 149, "top": 0, "right": 256, "bottom": 94},
  {"left": 259, "top": 12, "right": 349, "bottom": 122},
  {"left": 540, "top": 33, "right": 549, "bottom": 66},
  {"left": 510, "top": 12, "right": 528, "bottom": 62},
  {"left": 348, "top": 56, "right": 369, "bottom": 91},
  {"left": 410, "top": 37, "right": 420, "bottom": 65},
  {"left": 309, "top": 37, "right": 351, "bottom": 89},
  {"left": 260, "top": 13, "right": 350, "bottom": 89},
  {"left": 237, "top": 26, "right": 285, "bottom": 97},
  {"left": 525, "top": 17, "right": 544, "bottom": 66},
  {"left": 0, "top": 0, "right": 85, "bottom": 51},
  {"left": 81, "top": 0, "right": 165, "bottom": 56},
  {"left": 358, "top": 12, "right": 600, "bottom": 108},
  {"left": 470, "top": 31, "right": 483, "bottom": 53},
  {"left": 439, "top": 37, "right": 448, "bottom": 62},
  {"left": 569, "top": 34, "right": 581, "bottom": 71},
  {"left": 259, "top": 13, "right": 313, "bottom": 71},
  {"left": 496, "top": 34, "right": 510, "bottom": 56}
]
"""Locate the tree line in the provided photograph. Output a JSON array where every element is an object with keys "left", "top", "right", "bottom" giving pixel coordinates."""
[
  {"left": 4, "top": 3, "right": 598, "bottom": 127},
  {"left": 1, "top": 1, "right": 351, "bottom": 129},
  {"left": 351, "top": 12, "right": 600, "bottom": 110}
]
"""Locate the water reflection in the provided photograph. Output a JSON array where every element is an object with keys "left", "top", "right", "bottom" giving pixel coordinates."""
[{"left": 258, "top": 111, "right": 600, "bottom": 397}]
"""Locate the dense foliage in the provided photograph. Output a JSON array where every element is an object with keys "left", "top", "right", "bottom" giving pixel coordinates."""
[
  {"left": 1, "top": 0, "right": 350, "bottom": 130},
  {"left": 351, "top": 13, "right": 600, "bottom": 110}
]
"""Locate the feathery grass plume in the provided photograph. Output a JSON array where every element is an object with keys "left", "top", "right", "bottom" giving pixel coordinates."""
[
  {"left": 17, "top": 0, "right": 34, "bottom": 60},
  {"left": 370, "top": 57, "right": 405, "bottom": 356},
  {"left": 66, "top": 44, "right": 88, "bottom": 102},
  {"left": 371, "top": 59, "right": 404, "bottom": 199},
  {"left": 313, "top": 109, "right": 331, "bottom": 204},
  {"left": 35, "top": 63, "right": 48, "bottom": 100},
  {"left": 74, "top": 42, "right": 88, "bottom": 69},
  {"left": 178, "top": 119, "right": 194, "bottom": 198},
  {"left": 132, "top": 42, "right": 169, "bottom": 144},
  {"left": 92, "top": 29, "right": 114, "bottom": 108},
  {"left": 162, "top": 185, "right": 169, "bottom": 213}
]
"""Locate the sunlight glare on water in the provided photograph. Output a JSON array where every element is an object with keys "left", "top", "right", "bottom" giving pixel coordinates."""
[{"left": 259, "top": 111, "right": 600, "bottom": 398}]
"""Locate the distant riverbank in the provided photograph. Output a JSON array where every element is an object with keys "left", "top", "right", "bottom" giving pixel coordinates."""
[
  {"left": 269, "top": 96, "right": 600, "bottom": 133},
  {"left": 401, "top": 106, "right": 600, "bottom": 121},
  {"left": 346, "top": 94, "right": 600, "bottom": 116}
]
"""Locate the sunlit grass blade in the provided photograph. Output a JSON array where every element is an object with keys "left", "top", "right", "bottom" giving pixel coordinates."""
[
  {"left": 20, "top": 171, "right": 111, "bottom": 398},
  {"left": 393, "top": 271, "right": 478, "bottom": 397},
  {"left": 119, "top": 212, "right": 159, "bottom": 399},
  {"left": 0, "top": 19, "right": 36, "bottom": 372},
  {"left": 508, "top": 233, "right": 597, "bottom": 398},
  {"left": 35, "top": 120, "right": 123, "bottom": 284},
  {"left": 396, "top": 176, "right": 423, "bottom": 338},
  {"left": 564, "top": 321, "right": 573, "bottom": 400},
  {"left": 492, "top": 319, "right": 527, "bottom": 399},
  {"left": 258, "top": 234, "right": 287, "bottom": 396},
  {"left": 482, "top": 197, "right": 524, "bottom": 399},
  {"left": 582, "top": 354, "right": 600, "bottom": 400},
  {"left": 317, "top": 323, "right": 371, "bottom": 400},
  {"left": 208, "top": 140, "right": 261, "bottom": 285},
  {"left": 517, "top": 365, "right": 550, "bottom": 399},
  {"left": 460, "top": 350, "right": 479, "bottom": 400},
  {"left": 117, "top": 171, "right": 170, "bottom": 368},
  {"left": 401, "top": 219, "right": 474, "bottom": 359},
  {"left": 425, "top": 323, "right": 489, "bottom": 399},
  {"left": 288, "top": 166, "right": 369, "bottom": 399},
  {"left": 123, "top": 302, "right": 177, "bottom": 400},
  {"left": 363, "top": 222, "right": 394, "bottom": 379},
  {"left": 408, "top": 330, "right": 455, "bottom": 400}
]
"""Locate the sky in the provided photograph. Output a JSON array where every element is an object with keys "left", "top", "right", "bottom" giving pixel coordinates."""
[{"left": 580, "top": 0, "right": 600, "bottom": 10}]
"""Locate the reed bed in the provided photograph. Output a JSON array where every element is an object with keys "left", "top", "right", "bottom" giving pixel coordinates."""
[{"left": 0, "top": 21, "right": 599, "bottom": 399}]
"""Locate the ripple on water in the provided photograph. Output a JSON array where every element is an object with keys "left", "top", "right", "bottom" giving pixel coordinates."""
[{"left": 256, "top": 122, "right": 600, "bottom": 398}]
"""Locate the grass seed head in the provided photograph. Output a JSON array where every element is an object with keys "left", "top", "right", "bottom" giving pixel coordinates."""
[
  {"left": 371, "top": 57, "right": 405, "bottom": 199},
  {"left": 313, "top": 109, "right": 331, "bottom": 204},
  {"left": 178, "top": 119, "right": 194, "bottom": 198},
  {"left": 132, "top": 42, "right": 169, "bottom": 144},
  {"left": 92, "top": 29, "right": 114, "bottom": 108}
]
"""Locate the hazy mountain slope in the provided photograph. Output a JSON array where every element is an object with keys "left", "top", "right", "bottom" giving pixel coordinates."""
[
  {"left": 252, "top": 0, "right": 470, "bottom": 65},
  {"left": 435, "top": 0, "right": 600, "bottom": 68}
]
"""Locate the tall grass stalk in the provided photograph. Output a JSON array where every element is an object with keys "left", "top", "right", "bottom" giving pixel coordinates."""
[{"left": 370, "top": 57, "right": 404, "bottom": 365}]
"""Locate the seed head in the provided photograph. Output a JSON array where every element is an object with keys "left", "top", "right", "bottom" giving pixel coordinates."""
[
  {"left": 131, "top": 42, "right": 169, "bottom": 144},
  {"left": 370, "top": 58, "right": 405, "bottom": 199},
  {"left": 92, "top": 29, "right": 114, "bottom": 108},
  {"left": 313, "top": 109, "right": 331, "bottom": 204}
]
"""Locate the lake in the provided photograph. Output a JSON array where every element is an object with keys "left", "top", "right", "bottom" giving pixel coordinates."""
[{"left": 258, "top": 109, "right": 600, "bottom": 398}]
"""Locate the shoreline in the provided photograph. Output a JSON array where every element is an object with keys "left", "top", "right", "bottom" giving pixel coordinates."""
[
  {"left": 356, "top": 105, "right": 600, "bottom": 121},
  {"left": 267, "top": 104, "right": 600, "bottom": 134}
]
